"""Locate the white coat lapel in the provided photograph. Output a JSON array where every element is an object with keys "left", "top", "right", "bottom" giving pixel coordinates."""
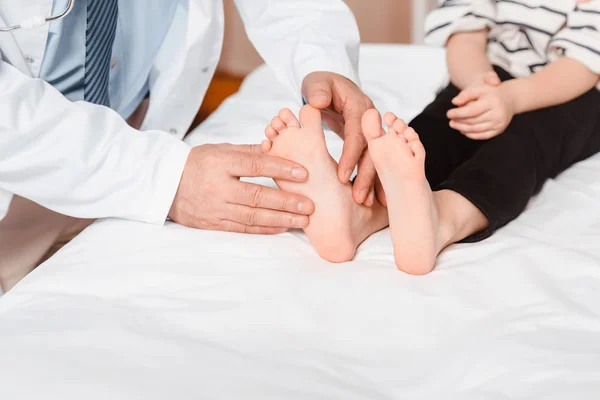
[{"left": 0, "top": 15, "right": 32, "bottom": 77}]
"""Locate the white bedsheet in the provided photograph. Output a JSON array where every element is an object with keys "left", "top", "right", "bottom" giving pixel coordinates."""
[{"left": 1, "top": 45, "right": 600, "bottom": 399}]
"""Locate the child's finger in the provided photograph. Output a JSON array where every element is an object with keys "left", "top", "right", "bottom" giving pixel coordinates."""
[
  {"left": 451, "top": 93, "right": 472, "bottom": 107},
  {"left": 452, "top": 91, "right": 476, "bottom": 107},
  {"left": 452, "top": 85, "right": 485, "bottom": 106},
  {"left": 464, "top": 130, "right": 498, "bottom": 141},
  {"left": 450, "top": 121, "right": 493, "bottom": 134},
  {"left": 447, "top": 99, "right": 490, "bottom": 120},
  {"left": 451, "top": 111, "right": 490, "bottom": 126}
]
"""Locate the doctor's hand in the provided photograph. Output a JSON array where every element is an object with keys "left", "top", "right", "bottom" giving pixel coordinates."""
[
  {"left": 302, "top": 72, "right": 377, "bottom": 206},
  {"left": 168, "top": 144, "right": 315, "bottom": 234}
]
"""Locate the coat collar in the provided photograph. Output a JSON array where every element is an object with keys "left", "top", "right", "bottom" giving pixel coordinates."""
[{"left": 0, "top": 14, "right": 33, "bottom": 77}]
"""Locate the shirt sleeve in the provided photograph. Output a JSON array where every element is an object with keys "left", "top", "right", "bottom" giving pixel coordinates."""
[
  {"left": 547, "top": 1, "right": 600, "bottom": 75},
  {"left": 0, "top": 60, "right": 190, "bottom": 225},
  {"left": 425, "top": 0, "right": 497, "bottom": 47},
  {"left": 233, "top": 0, "right": 361, "bottom": 95}
]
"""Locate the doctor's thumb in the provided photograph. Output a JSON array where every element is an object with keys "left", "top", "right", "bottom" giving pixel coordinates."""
[{"left": 302, "top": 73, "right": 333, "bottom": 109}]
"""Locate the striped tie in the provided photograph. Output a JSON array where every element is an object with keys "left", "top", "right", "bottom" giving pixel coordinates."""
[{"left": 84, "top": 0, "right": 119, "bottom": 106}]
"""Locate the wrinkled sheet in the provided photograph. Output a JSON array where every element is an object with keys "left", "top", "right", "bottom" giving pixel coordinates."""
[{"left": 1, "top": 45, "right": 600, "bottom": 400}]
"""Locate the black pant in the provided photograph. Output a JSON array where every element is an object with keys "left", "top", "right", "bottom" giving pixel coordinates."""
[{"left": 409, "top": 66, "right": 600, "bottom": 242}]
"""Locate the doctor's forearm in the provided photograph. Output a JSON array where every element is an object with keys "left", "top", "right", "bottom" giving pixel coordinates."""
[
  {"left": 446, "top": 30, "right": 494, "bottom": 90},
  {"left": 0, "top": 61, "right": 190, "bottom": 224}
]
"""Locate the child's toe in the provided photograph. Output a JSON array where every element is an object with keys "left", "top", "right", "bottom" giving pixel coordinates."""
[
  {"left": 278, "top": 108, "right": 300, "bottom": 128},
  {"left": 271, "top": 116, "right": 286, "bottom": 132},
  {"left": 362, "top": 109, "right": 386, "bottom": 142},
  {"left": 404, "top": 127, "right": 419, "bottom": 142},
  {"left": 409, "top": 139, "right": 426, "bottom": 159},
  {"left": 299, "top": 105, "right": 324, "bottom": 131},
  {"left": 383, "top": 112, "right": 398, "bottom": 127},
  {"left": 261, "top": 139, "right": 272, "bottom": 153},
  {"left": 265, "top": 125, "right": 278, "bottom": 140},
  {"left": 392, "top": 118, "right": 409, "bottom": 136}
]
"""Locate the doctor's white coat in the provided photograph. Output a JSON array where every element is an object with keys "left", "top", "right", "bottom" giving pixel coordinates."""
[{"left": 0, "top": 0, "right": 360, "bottom": 224}]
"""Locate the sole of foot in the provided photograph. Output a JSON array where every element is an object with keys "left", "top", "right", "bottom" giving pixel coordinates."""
[
  {"left": 263, "top": 105, "right": 388, "bottom": 263},
  {"left": 362, "top": 109, "right": 440, "bottom": 275}
]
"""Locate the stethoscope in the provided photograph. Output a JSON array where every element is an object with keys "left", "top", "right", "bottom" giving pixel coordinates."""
[{"left": 0, "top": 0, "right": 75, "bottom": 32}]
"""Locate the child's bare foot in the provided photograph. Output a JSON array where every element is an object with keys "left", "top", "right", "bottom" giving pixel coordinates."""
[
  {"left": 362, "top": 110, "right": 447, "bottom": 275},
  {"left": 262, "top": 106, "right": 388, "bottom": 263}
]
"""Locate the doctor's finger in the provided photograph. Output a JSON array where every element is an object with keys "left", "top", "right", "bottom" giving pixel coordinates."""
[
  {"left": 228, "top": 205, "right": 310, "bottom": 228},
  {"left": 216, "top": 220, "right": 288, "bottom": 235},
  {"left": 228, "top": 144, "right": 265, "bottom": 154},
  {"left": 227, "top": 152, "right": 309, "bottom": 181},
  {"left": 338, "top": 109, "right": 368, "bottom": 183},
  {"left": 352, "top": 151, "right": 377, "bottom": 204},
  {"left": 232, "top": 182, "right": 315, "bottom": 215},
  {"left": 302, "top": 72, "right": 334, "bottom": 109},
  {"left": 375, "top": 176, "right": 388, "bottom": 208}
]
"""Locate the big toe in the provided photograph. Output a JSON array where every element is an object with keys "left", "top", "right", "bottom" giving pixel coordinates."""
[
  {"left": 299, "top": 105, "right": 324, "bottom": 131},
  {"left": 362, "top": 109, "right": 386, "bottom": 142}
]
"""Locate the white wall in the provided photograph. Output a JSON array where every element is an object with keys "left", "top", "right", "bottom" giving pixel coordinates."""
[{"left": 218, "top": 0, "right": 414, "bottom": 76}]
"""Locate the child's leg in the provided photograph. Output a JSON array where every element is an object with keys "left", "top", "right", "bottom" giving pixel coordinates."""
[
  {"left": 353, "top": 83, "right": 489, "bottom": 275},
  {"left": 262, "top": 105, "right": 389, "bottom": 263},
  {"left": 364, "top": 86, "right": 600, "bottom": 275},
  {"left": 261, "top": 83, "right": 482, "bottom": 265},
  {"left": 363, "top": 110, "right": 488, "bottom": 275},
  {"left": 439, "top": 85, "right": 600, "bottom": 242}
]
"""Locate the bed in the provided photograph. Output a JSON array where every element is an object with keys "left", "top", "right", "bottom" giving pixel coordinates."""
[{"left": 1, "top": 45, "right": 600, "bottom": 399}]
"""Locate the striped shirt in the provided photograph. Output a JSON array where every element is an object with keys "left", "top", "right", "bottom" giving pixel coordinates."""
[{"left": 425, "top": 0, "right": 600, "bottom": 83}]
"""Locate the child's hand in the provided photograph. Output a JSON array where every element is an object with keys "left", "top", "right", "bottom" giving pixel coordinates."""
[
  {"left": 447, "top": 82, "right": 516, "bottom": 140},
  {"left": 470, "top": 70, "right": 501, "bottom": 88}
]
